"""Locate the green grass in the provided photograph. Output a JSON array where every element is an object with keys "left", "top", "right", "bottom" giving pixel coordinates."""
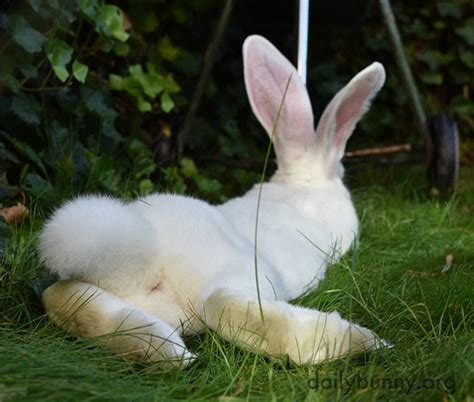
[{"left": 1, "top": 166, "right": 473, "bottom": 401}]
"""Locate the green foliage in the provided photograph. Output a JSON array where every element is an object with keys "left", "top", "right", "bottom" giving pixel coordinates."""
[
  {"left": 402, "top": 1, "right": 474, "bottom": 125},
  {"left": 46, "top": 38, "right": 74, "bottom": 82},
  {"left": 109, "top": 63, "right": 180, "bottom": 113},
  {"left": 72, "top": 59, "right": 88, "bottom": 83},
  {"left": 0, "top": 1, "right": 125, "bottom": 206},
  {"left": 9, "top": 15, "right": 46, "bottom": 53},
  {"left": 0, "top": 0, "right": 472, "bottom": 212},
  {"left": 396, "top": 2, "right": 473, "bottom": 136},
  {"left": 304, "top": 0, "right": 474, "bottom": 150},
  {"left": 96, "top": 4, "right": 130, "bottom": 42},
  {"left": 162, "top": 158, "right": 225, "bottom": 202},
  {"left": 0, "top": 0, "right": 221, "bottom": 210}
]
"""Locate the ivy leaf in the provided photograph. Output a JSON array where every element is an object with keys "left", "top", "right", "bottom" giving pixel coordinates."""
[
  {"left": 0, "top": 72, "right": 20, "bottom": 94},
  {"left": 20, "top": 64, "right": 38, "bottom": 79},
  {"left": 162, "top": 74, "right": 180, "bottom": 93},
  {"left": 143, "top": 77, "right": 163, "bottom": 99},
  {"left": 0, "top": 130, "right": 47, "bottom": 176},
  {"left": 52, "top": 65, "right": 69, "bottom": 82},
  {"left": 456, "top": 19, "right": 474, "bottom": 46},
  {"left": 77, "top": 0, "right": 99, "bottom": 19},
  {"left": 127, "top": 64, "right": 163, "bottom": 99},
  {"left": 81, "top": 87, "right": 119, "bottom": 140},
  {"left": 195, "top": 176, "right": 222, "bottom": 196},
  {"left": 97, "top": 5, "right": 129, "bottom": 42},
  {"left": 137, "top": 97, "right": 152, "bottom": 112},
  {"left": 158, "top": 37, "right": 179, "bottom": 61},
  {"left": 46, "top": 38, "right": 73, "bottom": 82},
  {"left": 23, "top": 172, "right": 54, "bottom": 200},
  {"left": 109, "top": 74, "right": 124, "bottom": 90},
  {"left": 139, "top": 179, "right": 154, "bottom": 196},
  {"left": 160, "top": 92, "right": 174, "bottom": 113},
  {"left": 180, "top": 158, "right": 198, "bottom": 178},
  {"left": 9, "top": 16, "right": 46, "bottom": 53},
  {"left": 112, "top": 42, "right": 130, "bottom": 56},
  {"left": 97, "top": 168, "right": 120, "bottom": 193},
  {"left": 128, "top": 64, "right": 144, "bottom": 78},
  {"left": 459, "top": 48, "right": 474, "bottom": 69},
  {"left": 11, "top": 92, "right": 42, "bottom": 124},
  {"left": 0, "top": 142, "right": 20, "bottom": 164},
  {"left": 72, "top": 59, "right": 88, "bottom": 83}
]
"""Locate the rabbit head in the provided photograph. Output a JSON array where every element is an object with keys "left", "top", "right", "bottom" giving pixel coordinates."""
[{"left": 243, "top": 35, "right": 385, "bottom": 183}]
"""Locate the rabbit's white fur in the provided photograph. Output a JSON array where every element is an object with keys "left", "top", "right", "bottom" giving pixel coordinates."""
[{"left": 40, "top": 35, "right": 387, "bottom": 367}]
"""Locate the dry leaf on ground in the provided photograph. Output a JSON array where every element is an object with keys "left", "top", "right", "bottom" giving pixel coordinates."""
[{"left": 0, "top": 202, "right": 29, "bottom": 224}]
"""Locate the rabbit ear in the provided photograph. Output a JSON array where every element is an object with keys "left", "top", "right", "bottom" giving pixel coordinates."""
[
  {"left": 315, "top": 62, "right": 385, "bottom": 172},
  {"left": 243, "top": 35, "right": 316, "bottom": 165}
]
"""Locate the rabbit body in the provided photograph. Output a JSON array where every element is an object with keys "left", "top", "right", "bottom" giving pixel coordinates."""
[{"left": 40, "top": 35, "right": 386, "bottom": 366}]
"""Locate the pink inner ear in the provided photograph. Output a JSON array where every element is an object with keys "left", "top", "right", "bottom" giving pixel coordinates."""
[
  {"left": 334, "top": 89, "right": 369, "bottom": 148},
  {"left": 246, "top": 52, "right": 291, "bottom": 134},
  {"left": 314, "top": 62, "right": 385, "bottom": 170},
  {"left": 243, "top": 36, "right": 315, "bottom": 163},
  {"left": 245, "top": 41, "right": 311, "bottom": 137}
]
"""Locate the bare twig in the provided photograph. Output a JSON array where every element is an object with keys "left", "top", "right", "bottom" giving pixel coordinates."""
[
  {"left": 406, "top": 253, "right": 454, "bottom": 277},
  {"left": 196, "top": 143, "right": 413, "bottom": 171},
  {"left": 344, "top": 143, "right": 412, "bottom": 157}
]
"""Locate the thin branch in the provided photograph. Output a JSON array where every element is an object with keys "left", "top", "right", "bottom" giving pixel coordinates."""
[
  {"left": 197, "top": 144, "right": 413, "bottom": 170},
  {"left": 344, "top": 143, "right": 412, "bottom": 157}
]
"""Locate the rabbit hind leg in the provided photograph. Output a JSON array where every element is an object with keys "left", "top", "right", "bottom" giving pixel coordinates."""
[
  {"left": 43, "top": 279, "right": 194, "bottom": 367},
  {"left": 203, "top": 287, "right": 386, "bottom": 365}
]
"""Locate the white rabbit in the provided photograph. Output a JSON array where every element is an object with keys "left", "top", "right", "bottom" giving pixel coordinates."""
[{"left": 40, "top": 35, "right": 387, "bottom": 367}]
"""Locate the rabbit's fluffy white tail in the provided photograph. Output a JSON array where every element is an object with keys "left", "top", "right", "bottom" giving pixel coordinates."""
[{"left": 39, "top": 196, "right": 157, "bottom": 287}]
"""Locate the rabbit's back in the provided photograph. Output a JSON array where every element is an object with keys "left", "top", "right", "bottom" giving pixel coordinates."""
[
  {"left": 128, "top": 194, "right": 278, "bottom": 298},
  {"left": 218, "top": 180, "right": 359, "bottom": 299}
]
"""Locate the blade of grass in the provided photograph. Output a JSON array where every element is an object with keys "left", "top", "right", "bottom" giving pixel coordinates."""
[{"left": 253, "top": 73, "right": 293, "bottom": 324}]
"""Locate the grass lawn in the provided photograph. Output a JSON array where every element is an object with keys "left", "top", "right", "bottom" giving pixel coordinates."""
[{"left": 1, "top": 165, "right": 473, "bottom": 401}]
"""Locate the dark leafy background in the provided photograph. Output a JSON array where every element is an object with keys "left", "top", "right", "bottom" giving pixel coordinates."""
[{"left": 0, "top": 0, "right": 472, "bottom": 211}]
